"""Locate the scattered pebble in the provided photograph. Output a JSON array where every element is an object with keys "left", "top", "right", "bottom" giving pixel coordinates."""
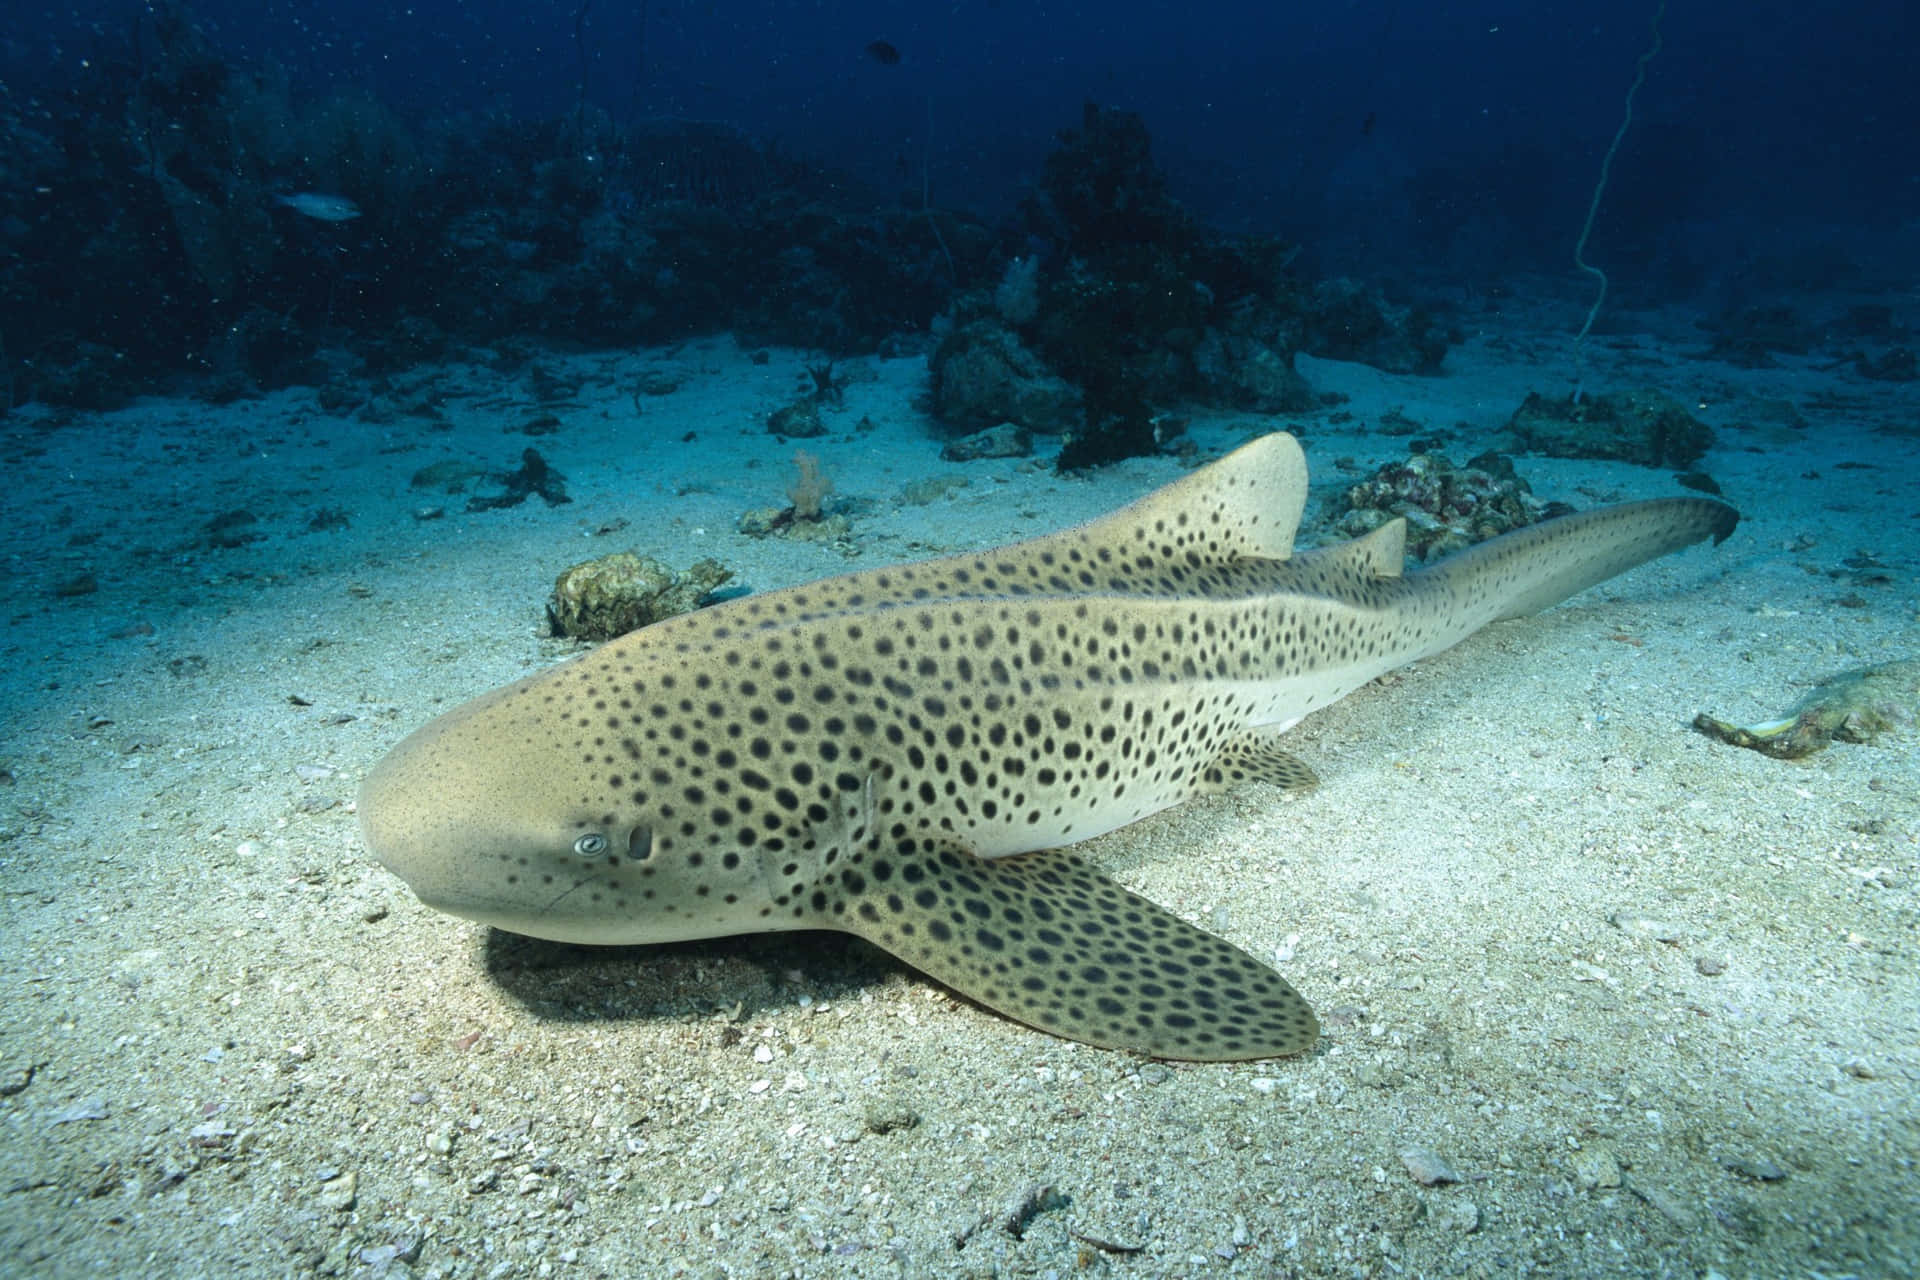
[
  {"left": 1627, "top": 1179, "right": 1693, "bottom": 1227},
  {"left": 357, "top": 1240, "right": 421, "bottom": 1269},
  {"left": 861, "top": 1096, "right": 919, "bottom": 1135},
  {"left": 1067, "top": 1227, "right": 1143, "bottom": 1256},
  {"left": 1694, "top": 955, "right": 1727, "bottom": 976},
  {"left": 1002, "top": 1183, "right": 1067, "bottom": 1239},
  {"left": 1571, "top": 1145, "right": 1622, "bottom": 1190},
  {"left": 294, "top": 763, "right": 336, "bottom": 783},
  {"left": 940, "top": 422, "right": 1032, "bottom": 462},
  {"left": 51, "top": 1097, "right": 109, "bottom": 1125},
  {"left": 188, "top": 1122, "right": 235, "bottom": 1148},
  {"left": 1609, "top": 911, "right": 1686, "bottom": 944},
  {"left": 318, "top": 1170, "right": 357, "bottom": 1211},
  {"left": 1722, "top": 1154, "right": 1787, "bottom": 1182},
  {"left": 1357, "top": 1061, "right": 1407, "bottom": 1089},
  {"left": 204, "top": 509, "right": 262, "bottom": 548},
  {"left": 1400, "top": 1145, "right": 1462, "bottom": 1187},
  {"left": 1428, "top": 1196, "right": 1480, "bottom": 1233},
  {"left": 1569, "top": 959, "right": 1615, "bottom": 986}
]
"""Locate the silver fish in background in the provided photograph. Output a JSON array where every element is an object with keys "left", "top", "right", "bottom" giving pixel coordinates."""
[{"left": 275, "top": 192, "right": 362, "bottom": 222}]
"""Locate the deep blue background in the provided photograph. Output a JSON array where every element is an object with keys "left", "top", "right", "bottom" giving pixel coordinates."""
[{"left": 12, "top": 1, "right": 1916, "bottom": 282}]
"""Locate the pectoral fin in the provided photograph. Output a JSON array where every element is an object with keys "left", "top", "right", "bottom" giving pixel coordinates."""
[
  {"left": 835, "top": 840, "right": 1319, "bottom": 1061},
  {"left": 1197, "top": 724, "right": 1320, "bottom": 794}
]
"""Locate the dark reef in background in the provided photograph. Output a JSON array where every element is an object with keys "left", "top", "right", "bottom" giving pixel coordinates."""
[
  {"left": 0, "top": 6, "right": 978, "bottom": 411},
  {"left": 0, "top": 8, "right": 1461, "bottom": 472},
  {"left": 930, "top": 103, "right": 1455, "bottom": 468}
]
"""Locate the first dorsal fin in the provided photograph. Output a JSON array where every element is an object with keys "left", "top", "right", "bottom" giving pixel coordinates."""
[
  {"left": 914, "top": 432, "right": 1305, "bottom": 598},
  {"left": 1045, "top": 432, "right": 1309, "bottom": 565},
  {"left": 674, "top": 434, "right": 1311, "bottom": 626}
]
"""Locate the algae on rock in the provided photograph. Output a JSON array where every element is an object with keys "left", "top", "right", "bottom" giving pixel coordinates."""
[
  {"left": 547, "top": 553, "right": 734, "bottom": 642},
  {"left": 1333, "top": 450, "right": 1557, "bottom": 562},
  {"left": 1507, "top": 388, "right": 1713, "bottom": 468},
  {"left": 1694, "top": 660, "right": 1919, "bottom": 759}
]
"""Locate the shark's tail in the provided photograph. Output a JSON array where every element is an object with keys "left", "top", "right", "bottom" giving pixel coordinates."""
[{"left": 1435, "top": 497, "right": 1738, "bottom": 624}]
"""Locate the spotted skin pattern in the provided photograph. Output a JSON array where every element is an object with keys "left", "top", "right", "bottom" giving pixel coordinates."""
[{"left": 362, "top": 434, "right": 1737, "bottom": 1060}]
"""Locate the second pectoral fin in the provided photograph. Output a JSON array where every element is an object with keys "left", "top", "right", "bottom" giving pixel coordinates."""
[{"left": 829, "top": 839, "right": 1318, "bottom": 1062}]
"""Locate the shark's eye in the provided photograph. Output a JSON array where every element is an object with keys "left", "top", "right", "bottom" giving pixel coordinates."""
[{"left": 573, "top": 832, "right": 610, "bottom": 860}]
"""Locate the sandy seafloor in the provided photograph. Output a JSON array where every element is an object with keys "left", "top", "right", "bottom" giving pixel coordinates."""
[{"left": 2, "top": 291, "right": 1916, "bottom": 1280}]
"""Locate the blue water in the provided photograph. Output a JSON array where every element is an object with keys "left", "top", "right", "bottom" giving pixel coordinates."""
[{"left": 9, "top": 1, "right": 1913, "bottom": 289}]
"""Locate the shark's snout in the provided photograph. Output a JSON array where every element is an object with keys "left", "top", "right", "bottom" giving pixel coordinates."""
[
  {"left": 358, "top": 713, "right": 481, "bottom": 910},
  {"left": 357, "top": 675, "right": 563, "bottom": 908},
  {"left": 357, "top": 678, "right": 672, "bottom": 945}
]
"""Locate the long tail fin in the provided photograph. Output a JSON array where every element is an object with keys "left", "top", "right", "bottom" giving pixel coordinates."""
[{"left": 1471, "top": 498, "right": 1738, "bottom": 620}]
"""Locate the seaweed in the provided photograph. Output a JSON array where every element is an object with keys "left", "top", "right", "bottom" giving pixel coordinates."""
[
  {"left": 1694, "top": 661, "right": 1919, "bottom": 760},
  {"left": 467, "top": 448, "right": 570, "bottom": 510}
]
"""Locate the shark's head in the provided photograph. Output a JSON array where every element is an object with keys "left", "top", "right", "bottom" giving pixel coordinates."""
[
  {"left": 359, "top": 674, "right": 633, "bottom": 942},
  {"left": 359, "top": 661, "right": 763, "bottom": 947}
]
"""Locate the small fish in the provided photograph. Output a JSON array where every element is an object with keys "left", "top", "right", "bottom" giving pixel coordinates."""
[
  {"left": 865, "top": 40, "right": 902, "bottom": 66},
  {"left": 276, "top": 192, "right": 362, "bottom": 222}
]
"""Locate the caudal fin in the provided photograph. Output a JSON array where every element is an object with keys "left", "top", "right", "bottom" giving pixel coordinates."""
[{"left": 1438, "top": 497, "right": 1738, "bottom": 622}]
